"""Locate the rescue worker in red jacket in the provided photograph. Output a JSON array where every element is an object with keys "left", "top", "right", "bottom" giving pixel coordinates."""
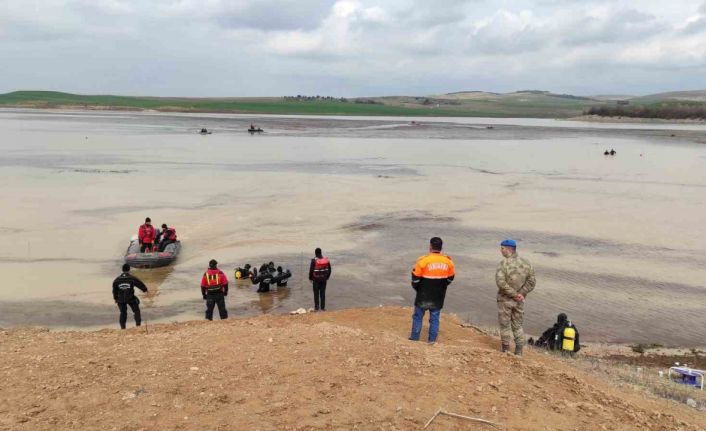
[
  {"left": 158, "top": 224, "right": 177, "bottom": 252},
  {"left": 200, "top": 259, "right": 229, "bottom": 320},
  {"left": 409, "top": 237, "right": 455, "bottom": 343},
  {"left": 138, "top": 217, "right": 156, "bottom": 253},
  {"left": 308, "top": 248, "right": 331, "bottom": 311}
]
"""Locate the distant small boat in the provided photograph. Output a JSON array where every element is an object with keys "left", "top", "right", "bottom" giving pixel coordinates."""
[
  {"left": 199, "top": 128, "right": 212, "bottom": 134},
  {"left": 248, "top": 128, "right": 264, "bottom": 133}
]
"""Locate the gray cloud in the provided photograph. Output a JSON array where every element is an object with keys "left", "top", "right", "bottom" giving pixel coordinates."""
[
  {"left": 211, "top": 0, "right": 335, "bottom": 31},
  {"left": 0, "top": 0, "right": 705, "bottom": 97},
  {"left": 560, "top": 9, "right": 662, "bottom": 46},
  {"left": 683, "top": 16, "right": 706, "bottom": 35}
]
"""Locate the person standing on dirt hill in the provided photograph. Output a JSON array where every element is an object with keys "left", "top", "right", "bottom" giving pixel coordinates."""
[
  {"left": 112, "top": 264, "right": 148, "bottom": 329},
  {"left": 200, "top": 259, "right": 229, "bottom": 320},
  {"left": 309, "top": 248, "right": 331, "bottom": 311},
  {"left": 496, "top": 239, "right": 536, "bottom": 356},
  {"left": 138, "top": 217, "right": 156, "bottom": 253},
  {"left": 409, "top": 237, "right": 455, "bottom": 343}
]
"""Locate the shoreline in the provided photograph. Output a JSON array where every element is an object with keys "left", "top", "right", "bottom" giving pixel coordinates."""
[
  {"left": 5, "top": 105, "right": 706, "bottom": 127},
  {"left": 4, "top": 304, "right": 704, "bottom": 355},
  {"left": 569, "top": 114, "right": 706, "bottom": 124},
  {"left": 0, "top": 103, "right": 559, "bottom": 118}
]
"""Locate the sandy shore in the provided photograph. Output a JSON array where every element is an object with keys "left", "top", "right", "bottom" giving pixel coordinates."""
[
  {"left": 569, "top": 115, "right": 706, "bottom": 125},
  {"left": 1, "top": 307, "right": 704, "bottom": 430}
]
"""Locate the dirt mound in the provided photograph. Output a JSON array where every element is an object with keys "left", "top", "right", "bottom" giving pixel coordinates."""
[{"left": 1, "top": 307, "right": 703, "bottom": 430}]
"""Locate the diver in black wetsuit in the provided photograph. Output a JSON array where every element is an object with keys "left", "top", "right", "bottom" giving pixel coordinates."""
[
  {"left": 255, "top": 263, "right": 272, "bottom": 292},
  {"left": 530, "top": 313, "right": 581, "bottom": 354},
  {"left": 273, "top": 266, "right": 292, "bottom": 287}
]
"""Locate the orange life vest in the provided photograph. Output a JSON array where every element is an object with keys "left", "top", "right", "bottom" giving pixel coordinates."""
[{"left": 312, "top": 257, "right": 330, "bottom": 281}]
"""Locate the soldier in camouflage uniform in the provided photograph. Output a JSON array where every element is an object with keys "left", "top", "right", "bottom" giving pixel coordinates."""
[{"left": 496, "top": 239, "right": 536, "bottom": 356}]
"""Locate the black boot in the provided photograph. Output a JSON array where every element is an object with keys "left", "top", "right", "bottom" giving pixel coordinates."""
[
  {"left": 514, "top": 345, "right": 523, "bottom": 356},
  {"left": 501, "top": 342, "right": 510, "bottom": 353}
]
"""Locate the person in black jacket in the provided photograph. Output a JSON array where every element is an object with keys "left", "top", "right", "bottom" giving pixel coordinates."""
[
  {"left": 255, "top": 263, "right": 273, "bottom": 293},
  {"left": 309, "top": 248, "right": 331, "bottom": 311},
  {"left": 112, "top": 264, "right": 148, "bottom": 329},
  {"left": 273, "top": 266, "right": 291, "bottom": 287}
]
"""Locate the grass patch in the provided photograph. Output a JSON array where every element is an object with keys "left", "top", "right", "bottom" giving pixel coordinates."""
[
  {"left": 577, "top": 356, "right": 706, "bottom": 411},
  {"left": 631, "top": 343, "right": 664, "bottom": 354}
]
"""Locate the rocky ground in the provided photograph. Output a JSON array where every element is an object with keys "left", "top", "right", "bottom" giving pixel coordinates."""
[{"left": 1, "top": 306, "right": 704, "bottom": 431}]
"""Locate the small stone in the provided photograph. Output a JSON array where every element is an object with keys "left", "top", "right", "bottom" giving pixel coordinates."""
[
  {"left": 268, "top": 338, "right": 273, "bottom": 343},
  {"left": 190, "top": 367, "right": 199, "bottom": 371},
  {"left": 686, "top": 399, "right": 697, "bottom": 408}
]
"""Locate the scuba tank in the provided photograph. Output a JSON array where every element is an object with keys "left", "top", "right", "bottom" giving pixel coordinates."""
[
  {"left": 561, "top": 323, "right": 576, "bottom": 352},
  {"left": 234, "top": 265, "right": 252, "bottom": 280}
]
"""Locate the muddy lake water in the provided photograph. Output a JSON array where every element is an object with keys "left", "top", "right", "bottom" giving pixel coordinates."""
[{"left": 0, "top": 109, "right": 705, "bottom": 346}]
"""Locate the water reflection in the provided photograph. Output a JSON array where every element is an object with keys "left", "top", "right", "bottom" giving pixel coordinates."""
[
  {"left": 251, "top": 287, "right": 292, "bottom": 314},
  {"left": 131, "top": 265, "right": 175, "bottom": 308}
]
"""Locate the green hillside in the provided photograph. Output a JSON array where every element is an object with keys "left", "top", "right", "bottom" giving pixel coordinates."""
[{"left": 0, "top": 90, "right": 601, "bottom": 118}]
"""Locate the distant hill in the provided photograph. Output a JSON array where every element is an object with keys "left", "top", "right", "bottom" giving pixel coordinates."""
[
  {"left": 436, "top": 90, "right": 596, "bottom": 101},
  {"left": 1, "top": 89, "right": 705, "bottom": 119},
  {"left": 635, "top": 90, "right": 706, "bottom": 102},
  {"left": 0, "top": 90, "right": 600, "bottom": 118},
  {"left": 588, "top": 95, "right": 637, "bottom": 101},
  {"left": 435, "top": 91, "right": 501, "bottom": 100}
]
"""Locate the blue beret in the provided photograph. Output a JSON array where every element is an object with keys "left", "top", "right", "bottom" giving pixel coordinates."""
[{"left": 501, "top": 239, "right": 517, "bottom": 248}]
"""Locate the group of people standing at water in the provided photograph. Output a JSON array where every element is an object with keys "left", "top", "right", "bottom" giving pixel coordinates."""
[
  {"left": 114, "top": 223, "right": 580, "bottom": 356},
  {"left": 113, "top": 240, "right": 332, "bottom": 327}
]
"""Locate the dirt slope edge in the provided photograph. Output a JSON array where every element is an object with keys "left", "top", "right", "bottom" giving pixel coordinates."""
[{"left": 0, "top": 306, "right": 703, "bottom": 430}]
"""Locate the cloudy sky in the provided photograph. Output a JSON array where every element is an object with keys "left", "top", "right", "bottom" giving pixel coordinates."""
[{"left": 1, "top": 0, "right": 705, "bottom": 97}]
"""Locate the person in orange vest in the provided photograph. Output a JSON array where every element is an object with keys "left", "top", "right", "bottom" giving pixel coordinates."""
[
  {"left": 409, "top": 237, "right": 455, "bottom": 343},
  {"left": 200, "top": 259, "right": 229, "bottom": 320},
  {"left": 308, "top": 248, "right": 331, "bottom": 311},
  {"left": 138, "top": 217, "right": 156, "bottom": 252}
]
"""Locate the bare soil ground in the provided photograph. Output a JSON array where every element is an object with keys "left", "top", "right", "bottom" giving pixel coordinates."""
[{"left": 1, "top": 307, "right": 704, "bottom": 431}]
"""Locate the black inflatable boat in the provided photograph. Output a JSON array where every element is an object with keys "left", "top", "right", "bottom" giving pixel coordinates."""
[{"left": 124, "top": 237, "right": 181, "bottom": 268}]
